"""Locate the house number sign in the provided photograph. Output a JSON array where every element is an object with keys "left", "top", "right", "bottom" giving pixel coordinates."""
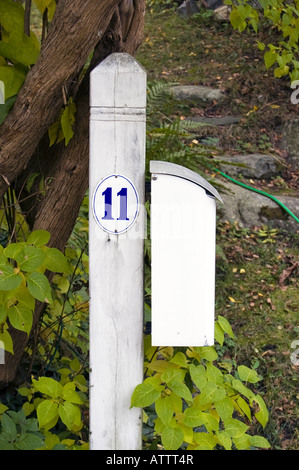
[{"left": 92, "top": 174, "right": 139, "bottom": 234}]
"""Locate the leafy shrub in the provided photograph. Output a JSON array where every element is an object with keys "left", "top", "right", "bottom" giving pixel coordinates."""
[
  {"left": 131, "top": 319, "right": 271, "bottom": 450},
  {"left": 0, "top": 409, "right": 44, "bottom": 450},
  {"left": 226, "top": 0, "right": 299, "bottom": 81}
]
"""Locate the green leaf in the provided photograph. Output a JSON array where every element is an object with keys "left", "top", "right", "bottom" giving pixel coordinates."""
[
  {"left": 197, "top": 382, "right": 226, "bottom": 406},
  {"left": 15, "top": 432, "right": 44, "bottom": 450},
  {"left": 33, "top": 0, "right": 56, "bottom": 20},
  {"left": 216, "top": 430, "right": 232, "bottom": 450},
  {"left": 206, "top": 362, "right": 224, "bottom": 385},
  {"left": 193, "top": 431, "right": 217, "bottom": 450},
  {"left": 131, "top": 378, "right": 162, "bottom": 408},
  {"left": 0, "top": 95, "right": 17, "bottom": 125},
  {"left": 217, "top": 315, "right": 234, "bottom": 338},
  {"left": 0, "top": 0, "right": 40, "bottom": 67},
  {"left": 237, "top": 365, "right": 260, "bottom": 384},
  {"left": 214, "top": 321, "right": 224, "bottom": 345},
  {"left": 48, "top": 112, "right": 64, "bottom": 146},
  {"left": 236, "top": 396, "right": 251, "bottom": 421},
  {"left": 0, "top": 64, "right": 26, "bottom": 100},
  {"left": 0, "top": 264, "right": 22, "bottom": 291},
  {"left": 7, "top": 303, "right": 33, "bottom": 335},
  {"left": 233, "top": 433, "right": 252, "bottom": 450},
  {"left": 170, "top": 352, "right": 189, "bottom": 368},
  {"left": 0, "top": 327, "right": 14, "bottom": 354},
  {"left": 43, "top": 247, "right": 72, "bottom": 274},
  {"left": 161, "top": 366, "right": 185, "bottom": 385},
  {"left": 264, "top": 50, "right": 278, "bottom": 69},
  {"left": 225, "top": 418, "right": 249, "bottom": 438},
  {"left": 27, "top": 230, "right": 50, "bottom": 247},
  {"left": 202, "top": 411, "right": 219, "bottom": 432},
  {"left": 168, "top": 381, "right": 192, "bottom": 402},
  {"left": 215, "top": 397, "right": 234, "bottom": 423},
  {"left": 60, "top": 98, "right": 76, "bottom": 146},
  {"left": 161, "top": 425, "right": 184, "bottom": 450},
  {"left": 0, "top": 0, "right": 24, "bottom": 34},
  {"left": 62, "top": 383, "right": 83, "bottom": 405},
  {"left": 183, "top": 406, "right": 206, "bottom": 427},
  {"left": 0, "top": 403, "right": 9, "bottom": 415},
  {"left": 251, "top": 394, "right": 269, "bottom": 429},
  {"left": 26, "top": 272, "right": 52, "bottom": 303},
  {"left": 189, "top": 364, "right": 207, "bottom": 390},
  {"left": 58, "top": 402, "right": 81, "bottom": 431},
  {"left": 0, "top": 436, "right": 14, "bottom": 450},
  {"left": 230, "top": 7, "right": 247, "bottom": 32},
  {"left": 194, "top": 346, "right": 218, "bottom": 362},
  {"left": 4, "top": 242, "right": 24, "bottom": 260},
  {"left": 0, "top": 303, "right": 7, "bottom": 323},
  {"left": 1, "top": 412, "right": 17, "bottom": 441},
  {"left": 36, "top": 400, "right": 58, "bottom": 429},
  {"left": 32, "top": 377, "right": 63, "bottom": 398},
  {"left": 0, "top": 31, "right": 40, "bottom": 67},
  {"left": 232, "top": 378, "right": 255, "bottom": 400},
  {"left": 155, "top": 396, "right": 173, "bottom": 426},
  {"left": 249, "top": 435, "right": 271, "bottom": 449},
  {"left": 33, "top": 0, "right": 54, "bottom": 14},
  {"left": 16, "top": 246, "right": 46, "bottom": 272}
]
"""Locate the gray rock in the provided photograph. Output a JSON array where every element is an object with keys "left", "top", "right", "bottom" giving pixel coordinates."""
[
  {"left": 282, "top": 119, "right": 299, "bottom": 170},
  {"left": 178, "top": 0, "right": 200, "bottom": 16},
  {"left": 217, "top": 181, "right": 299, "bottom": 233},
  {"left": 206, "top": 0, "right": 223, "bottom": 9},
  {"left": 213, "top": 5, "right": 231, "bottom": 21},
  {"left": 170, "top": 85, "right": 225, "bottom": 106},
  {"left": 218, "top": 154, "right": 283, "bottom": 179},
  {"left": 189, "top": 115, "right": 241, "bottom": 126}
]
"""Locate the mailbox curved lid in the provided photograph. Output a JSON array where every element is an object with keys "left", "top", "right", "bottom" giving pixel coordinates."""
[{"left": 150, "top": 160, "right": 223, "bottom": 203}]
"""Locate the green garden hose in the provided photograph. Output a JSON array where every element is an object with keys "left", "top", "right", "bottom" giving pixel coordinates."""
[{"left": 212, "top": 167, "right": 299, "bottom": 224}]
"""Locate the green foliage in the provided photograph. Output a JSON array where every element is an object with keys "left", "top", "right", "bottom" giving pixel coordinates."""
[
  {"left": 0, "top": 409, "right": 44, "bottom": 450},
  {"left": 146, "top": 0, "right": 179, "bottom": 13},
  {"left": 0, "top": 230, "right": 71, "bottom": 354},
  {"left": 131, "top": 328, "right": 271, "bottom": 450},
  {"left": 146, "top": 80, "right": 218, "bottom": 179},
  {"left": 0, "top": 0, "right": 44, "bottom": 122},
  {"left": 0, "top": 0, "right": 76, "bottom": 146},
  {"left": 15, "top": 359, "right": 89, "bottom": 449},
  {"left": 226, "top": 0, "right": 299, "bottom": 81},
  {"left": 138, "top": 81, "right": 272, "bottom": 451},
  {"left": 48, "top": 97, "right": 77, "bottom": 147}
]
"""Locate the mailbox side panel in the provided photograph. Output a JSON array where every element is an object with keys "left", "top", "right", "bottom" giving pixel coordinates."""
[{"left": 151, "top": 174, "right": 216, "bottom": 346}]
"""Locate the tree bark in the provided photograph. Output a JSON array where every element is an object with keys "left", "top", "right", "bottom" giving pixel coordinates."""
[
  {"left": 0, "top": 0, "right": 146, "bottom": 384},
  {"left": 0, "top": 0, "right": 119, "bottom": 202}
]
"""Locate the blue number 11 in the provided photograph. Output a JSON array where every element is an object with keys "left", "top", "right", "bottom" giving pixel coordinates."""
[{"left": 102, "top": 187, "right": 128, "bottom": 221}]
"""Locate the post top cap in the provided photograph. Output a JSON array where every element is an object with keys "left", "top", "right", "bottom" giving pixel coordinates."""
[
  {"left": 90, "top": 53, "right": 146, "bottom": 109},
  {"left": 92, "top": 53, "right": 146, "bottom": 75}
]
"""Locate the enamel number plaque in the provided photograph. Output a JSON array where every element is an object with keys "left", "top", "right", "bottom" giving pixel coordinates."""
[{"left": 92, "top": 174, "right": 139, "bottom": 234}]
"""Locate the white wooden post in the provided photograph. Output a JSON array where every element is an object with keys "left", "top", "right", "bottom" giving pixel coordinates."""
[{"left": 89, "top": 53, "right": 146, "bottom": 450}]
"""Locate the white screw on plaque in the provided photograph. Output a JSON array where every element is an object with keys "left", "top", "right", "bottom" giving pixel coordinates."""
[
  {"left": 150, "top": 161, "right": 223, "bottom": 348},
  {"left": 89, "top": 53, "right": 146, "bottom": 450}
]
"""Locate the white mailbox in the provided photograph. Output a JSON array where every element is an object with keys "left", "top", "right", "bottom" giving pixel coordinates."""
[{"left": 150, "top": 161, "right": 223, "bottom": 347}]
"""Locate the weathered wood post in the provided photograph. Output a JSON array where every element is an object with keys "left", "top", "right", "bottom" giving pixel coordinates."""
[{"left": 89, "top": 53, "right": 146, "bottom": 450}]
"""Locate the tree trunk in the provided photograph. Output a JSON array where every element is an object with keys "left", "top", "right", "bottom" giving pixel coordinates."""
[
  {"left": 0, "top": 0, "right": 119, "bottom": 202},
  {"left": 0, "top": 0, "right": 146, "bottom": 384}
]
